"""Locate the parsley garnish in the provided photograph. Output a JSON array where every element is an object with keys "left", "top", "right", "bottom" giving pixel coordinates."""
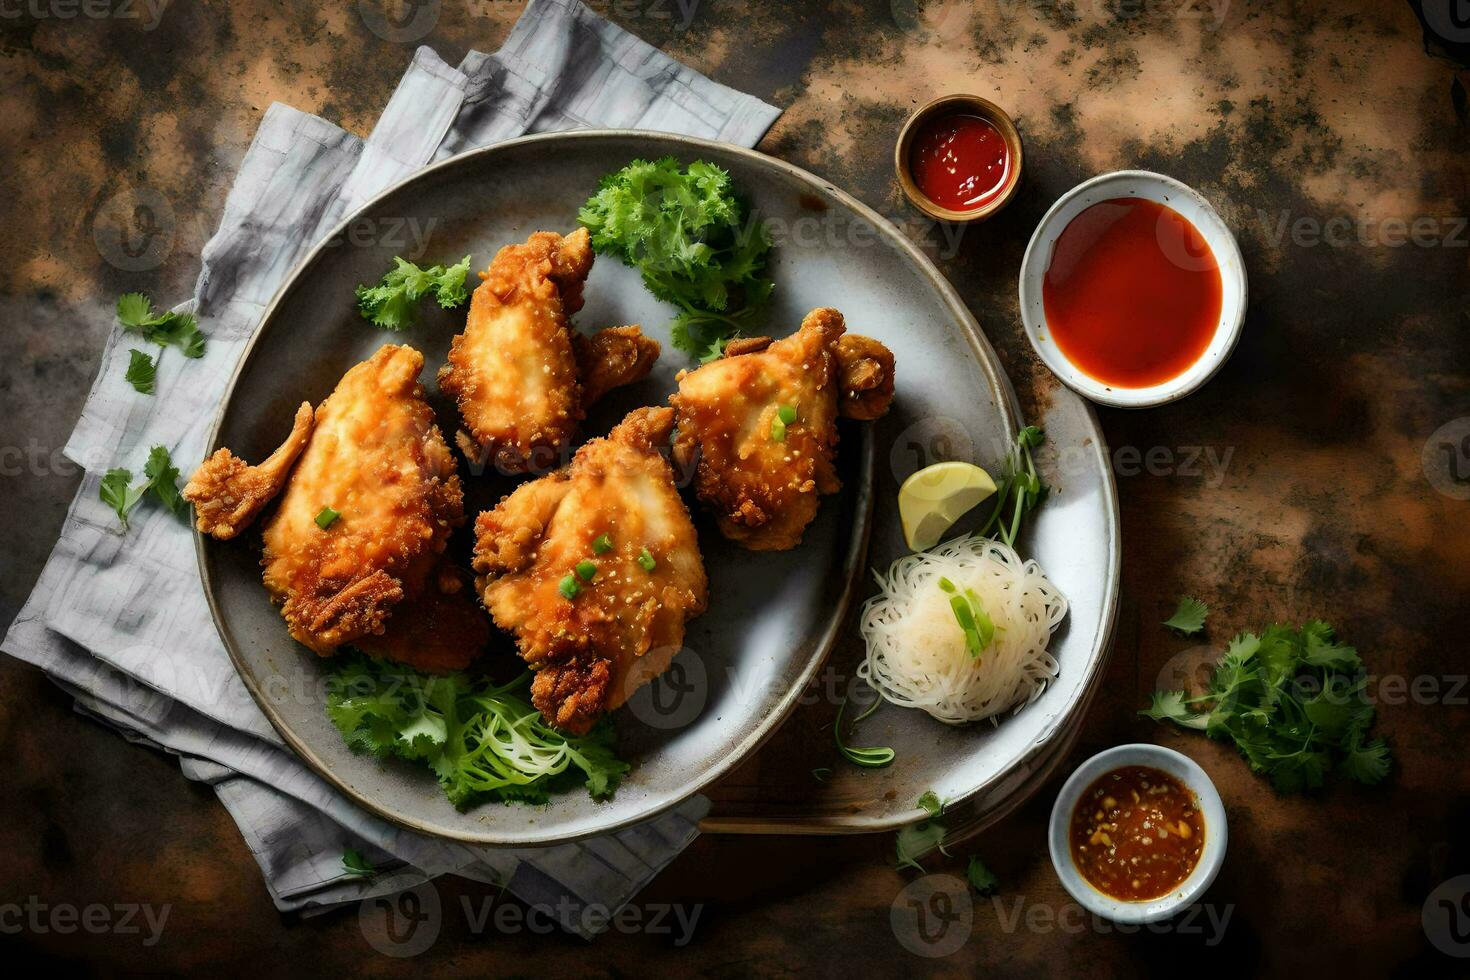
[
  {"left": 833, "top": 689, "right": 894, "bottom": 768},
  {"left": 1164, "top": 595, "right": 1209, "bottom": 635},
  {"left": 116, "top": 293, "right": 205, "bottom": 358},
  {"left": 124, "top": 349, "right": 157, "bottom": 394},
  {"left": 578, "top": 157, "right": 774, "bottom": 359},
  {"left": 966, "top": 855, "right": 999, "bottom": 895},
  {"left": 896, "top": 791, "right": 948, "bottom": 871},
  {"left": 355, "top": 255, "right": 471, "bottom": 330},
  {"left": 326, "top": 657, "right": 629, "bottom": 807},
  {"left": 976, "top": 426, "right": 1047, "bottom": 547},
  {"left": 341, "top": 848, "right": 377, "bottom": 877},
  {"left": 1142, "top": 620, "right": 1391, "bottom": 791},
  {"left": 98, "top": 445, "right": 184, "bottom": 529}
]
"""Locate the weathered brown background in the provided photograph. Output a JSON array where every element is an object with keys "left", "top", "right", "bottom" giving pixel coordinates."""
[{"left": 3, "top": 0, "right": 1468, "bottom": 974}]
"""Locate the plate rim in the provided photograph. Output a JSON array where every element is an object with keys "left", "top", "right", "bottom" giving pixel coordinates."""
[{"left": 194, "top": 128, "right": 1110, "bottom": 845}]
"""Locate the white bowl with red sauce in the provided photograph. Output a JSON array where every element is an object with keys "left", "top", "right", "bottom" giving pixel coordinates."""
[
  {"left": 1019, "top": 171, "right": 1247, "bottom": 408},
  {"left": 1048, "top": 743, "right": 1228, "bottom": 923}
]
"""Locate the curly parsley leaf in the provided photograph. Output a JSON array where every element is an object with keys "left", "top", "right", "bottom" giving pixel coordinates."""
[
  {"left": 579, "top": 157, "right": 774, "bottom": 358},
  {"left": 341, "top": 848, "right": 377, "bottom": 877},
  {"left": 1141, "top": 619, "right": 1390, "bottom": 792},
  {"left": 325, "top": 656, "right": 629, "bottom": 809},
  {"left": 1163, "top": 596, "right": 1209, "bottom": 635},
  {"left": 355, "top": 255, "right": 472, "bottom": 330},
  {"left": 124, "top": 349, "right": 157, "bottom": 394},
  {"left": 966, "top": 855, "right": 999, "bottom": 895}
]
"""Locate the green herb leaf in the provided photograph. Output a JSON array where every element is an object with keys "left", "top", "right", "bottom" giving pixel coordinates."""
[
  {"left": 579, "top": 157, "right": 773, "bottom": 358},
  {"left": 315, "top": 506, "right": 340, "bottom": 529},
  {"left": 143, "top": 445, "right": 184, "bottom": 518},
  {"left": 116, "top": 293, "right": 206, "bottom": 358},
  {"left": 592, "top": 533, "right": 613, "bottom": 555},
  {"left": 896, "top": 821, "right": 947, "bottom": 872},
  {"left": 99, "top": 468, "right": 146, "bottom": 528},
  {"left": 355, "top": 255, "right": 473, "bottom": 329},
  {"left": 342, "top": 848, "right": 377, "bottom": 877},
  {"left": 559, "top": 575, "right": 580, "bottom": 599},
  {"left": 977, "top": 427, "right": 1048, "bottom": 547},
  {"left": 1164, "top": 596, "right": 1209, "bottom": 635},
  {"left": 326, "top": 657, "right": 629, "bottom": 807},
  {"left": 637, "top": 547, "right": 656, "bottom": 572},
  {"left": 124, "top": 349, "right": 157, "bottom": 394},
  {"left": 1140, "top": 620, "right": 1391, "bottom": 792},
  {"left": 116, "top": 292, "right": 152, "bottom": 328},
  {"left": 967, "top": 855, "right": 999, "bottom": 895},
  {"left": 917, "top": 790, "right": 943, "bottom": 818}
]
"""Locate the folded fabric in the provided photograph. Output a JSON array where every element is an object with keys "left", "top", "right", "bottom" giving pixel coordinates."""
[{"left": 3, "top": 0, "right": 779, "bottom": 937}]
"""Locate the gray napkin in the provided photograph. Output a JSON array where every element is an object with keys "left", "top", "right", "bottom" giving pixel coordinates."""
[{"left": 3, "top": 0, "right": 779, "bottom": 937}]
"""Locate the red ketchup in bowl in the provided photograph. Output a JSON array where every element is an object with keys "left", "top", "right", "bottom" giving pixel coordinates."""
[
  {"left": 908, "top": 113, "right": 1013, "bottom": 212},
  {"left": 1042, "top": 198, "right": 1222, "bottom": 389}
]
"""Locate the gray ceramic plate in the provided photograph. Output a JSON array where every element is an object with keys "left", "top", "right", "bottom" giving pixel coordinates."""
[{"left": 198, "top": 131, "right": 1118, "bottom": 846}]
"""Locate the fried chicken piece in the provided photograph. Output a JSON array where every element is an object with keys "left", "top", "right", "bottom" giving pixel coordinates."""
[
  {"left": 438, "top": 228, "right": 659, "bottom": 474},
  {"left": 260, "top": 345, "right": 468, "bottom": 657},
  {"left": 353, "top": 563, "right": 489, "bottom": 673},
  {"left": 184, "top": 402, "right": 314, "bottom": 540},
  {"left": 472, "top": 407, "right": 708, "bottom": 734},
  {"left": 670, "top": 308, "right": 896, "bottom": 551}
]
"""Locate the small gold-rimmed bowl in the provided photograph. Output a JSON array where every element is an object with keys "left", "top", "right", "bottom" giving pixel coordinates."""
[{"left": 895, "top": 94, "right": 1024, "bottom": 223}]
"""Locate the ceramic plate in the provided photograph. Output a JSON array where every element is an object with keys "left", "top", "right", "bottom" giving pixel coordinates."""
[{"left": 197, "top": 131, "right": 1118, "bottom": 845}]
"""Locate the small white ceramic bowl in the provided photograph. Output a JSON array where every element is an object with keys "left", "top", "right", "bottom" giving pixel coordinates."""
[
  {"left": 1047, "top": 743, "right": 1228, "bottom": 923},
  {"left": 1018, "top": 170, "right": 1247, "bottom": 409}
]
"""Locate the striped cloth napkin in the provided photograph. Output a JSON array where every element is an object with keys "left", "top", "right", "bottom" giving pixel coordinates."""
[{"left": 3, "top": 0, "right": 779, "bottom": 937}]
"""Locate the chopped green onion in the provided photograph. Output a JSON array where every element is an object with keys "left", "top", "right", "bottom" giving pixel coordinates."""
[
  {"left": 937, "top": 576, "right": 957, "bottom": 594},
  {"left": 948, "top": 595, "right": 983, "bottom": 657},
  {"left": 558, "top": 575, "right": 580, "bottom": 599},
  {"left": 778, "top": 404, "right": 797, "bottom": 424},
  {"left": 770, "top": 415, "right": 787, "bottom": 442},
  {"left": 315, "top": 506, "right": 340, "bottom": 529},
  {"left": 637, "top": 547, "right": 656, "bottom": 571},
  {"left": 575, "top": 560, "right": 597, "bottom": 582},
  {"left": 834, "top": 691, "right": 895, "bottom": 768},
  {"left": 965, "top": 587, "right": 997, "bottom": 650},
  {"left": 592, "top": 533, "right": 613, "bottom": 555}
]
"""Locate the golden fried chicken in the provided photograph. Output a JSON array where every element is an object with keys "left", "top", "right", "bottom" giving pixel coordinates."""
[
  {"left": 438, "top": 228, "right": 660, "bottom": 475},
  {"left": 669, "top": 308, "right": 895, "bottom": 551},
  {"left": 353, "top": 563, "right": 489, "bottom": 673},
  {"left": 257, "top": 344, "right": 470, "bottom": 658},
  {"left": 472, "top": 407, "right": 708, "bottom": 734},
  {"left": 184, "top": 402, "right": 315, "bottom": 540}
]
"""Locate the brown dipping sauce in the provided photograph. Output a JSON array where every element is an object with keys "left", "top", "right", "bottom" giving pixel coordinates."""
[{"left": 1068, "top": 765, "right": 1204, "bottom": 901}]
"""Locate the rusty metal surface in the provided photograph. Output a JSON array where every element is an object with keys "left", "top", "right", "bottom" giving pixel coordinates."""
[{"left": 2, "top": 1, "right": 1468, "bottom": 974}]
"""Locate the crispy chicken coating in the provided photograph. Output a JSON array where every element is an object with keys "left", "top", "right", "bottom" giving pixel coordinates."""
[
  {"left": 472, "top": 407, "right": 708, "bottom": 734},
  {"left": 438, "top": 228, "right": 659, "bottom": 475},
  {"left": 259, "top": 345, "right": 468, "bottom": 657},
  {"left": 669, "top": 308, "right": 895, "bottom": 551},
  {"left": 184, "top": 402, "right": 315, "bottom": 540}
]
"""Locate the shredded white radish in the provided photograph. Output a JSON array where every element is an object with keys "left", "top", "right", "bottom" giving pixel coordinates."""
[{"left": 858, "top": 535, "right": 1068, "bottom": 725}]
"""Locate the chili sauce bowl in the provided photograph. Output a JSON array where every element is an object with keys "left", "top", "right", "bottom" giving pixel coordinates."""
[
  {"left": 1047, "top": 743, "right": 1228, "bottom": 924},
  {"left": 1018, "top": 171, "right": 1247, "bottom": 408},
  {"left": 895, "top": 94, "right": 1023, "bottom": 223}
]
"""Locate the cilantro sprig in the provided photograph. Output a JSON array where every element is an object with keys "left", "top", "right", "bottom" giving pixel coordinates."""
[
  {"left": 1164, "top": 596, "right": 1209, "bottom": 635},
  {"left": 341, "top": 848, "right": 377, "bottom": 878},
  {"left": 325, "top": 656, "right": 629, "bottom": 808},
  {"left": 578, "top": 157, "right": 774, "bottom": 359},
  {"left": 976, "top": 426, "right": 1047, "bottom": 547},
  {"left": 115, "top": 293, "right": 206, "bottom": 393},
  {"left": 98, "top": 445, "right": 185, "bottom": 529},
  {"left": 355, "top": 255, "right": 471, "bottom": 330},
  {"left": 1143, "top": 620, "right": 1391, "bottom": 792}
]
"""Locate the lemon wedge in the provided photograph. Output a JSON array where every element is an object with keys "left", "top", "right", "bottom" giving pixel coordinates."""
[{"left": 898, "top": 462, "right": 998, "bottom": 551}]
